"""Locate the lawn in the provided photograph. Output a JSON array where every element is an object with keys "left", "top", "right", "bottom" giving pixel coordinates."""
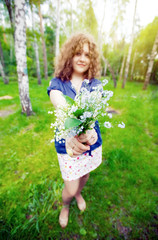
[{"left": 0, "top": 77, "right": 158, "bottom": 239}]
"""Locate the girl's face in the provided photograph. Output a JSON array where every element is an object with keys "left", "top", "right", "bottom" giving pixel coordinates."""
[{"left": 72, "top": 43, "right": 90, "bottom": 76}]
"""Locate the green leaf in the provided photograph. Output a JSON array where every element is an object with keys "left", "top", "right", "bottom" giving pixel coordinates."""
[
  {"left": 80, "top": 228, "right": 87, "bottom": 236},
  {"left": 73, "top": 109, "right": 85, "bottom": 118},
  {"left": 36, "top": 220, "right": 39, "bottom": 233},
  {"left": 65, "top": 118, "right": 82, "bottom": 129},
  {"left": 63, "top": 95, "right": 75, "bottom": 105}
]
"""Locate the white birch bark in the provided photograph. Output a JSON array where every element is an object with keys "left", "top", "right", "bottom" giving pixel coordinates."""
[
  {"left": 70, "top": 1, "right": 73, "bottom": 33},
  {"left": 143, "top": 31, "right": 158, "bottom": 90},
  {"left": 14, "top": 0, "right": 32, "bottom": 115},
  {"left": 38, "top": 4, "right": 48, "bottom": 79},
  {"left": 104, "top": 60, "right": 107, "bottom": 76},
  {"left": 98, "top": 0, "right": 106, "bottom": 55},
  {"left": 130, "top": 51, "right": 136, "bottom": 81},
  {"left": 10, "top": 37, "right": 13, "bottom": 62},
  {"left": 119, "top": 54, "right": 126, "bottom": 81},
  {"left": 31, "top": 6, "right": 41, "bottom": 85},
  {"left": 122, "top": 0, "right": 137, "bottom": 88},
  {"left": 102, "top": 55, "right": 117, "bottom": 88},
  {"left": 0, "top": 60, "right": 8, "bottom": 84},
  {"left": 55, "top": 0, "right": 60, "bottom": 57},
  {"left": 67, "top": 0, "right": 73, "bottom": 33}
]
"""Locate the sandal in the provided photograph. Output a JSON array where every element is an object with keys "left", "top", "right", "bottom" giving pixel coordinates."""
[
  {"left": 59, "top": 205, "right": 69, "bottom": 228},
  {"left": 76, "top": 195, "right": 86, "bottom": 211}
]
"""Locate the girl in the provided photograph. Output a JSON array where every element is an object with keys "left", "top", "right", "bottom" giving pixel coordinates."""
[{"left": 47, "top": 32, "right": 102, "bottom": 228}]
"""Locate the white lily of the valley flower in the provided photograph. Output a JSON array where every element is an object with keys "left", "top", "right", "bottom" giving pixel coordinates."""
[
  {"left": 49, "top": 79, "right": 125, "bottom": 142},
  {"left": 102, "top": 79, "right": 108, "bottom": 86},
  {"left": 104, "top": 122, "right": 112, "bottom": 128},
  {"left": 108, "top": 113, "right": 112, "bottom": 119},
  {"left": 118, "top": 122, "right": 125, "bottom": 128},
  {"left": 84, "top": 79, "right": 90, "bottom": 84}
]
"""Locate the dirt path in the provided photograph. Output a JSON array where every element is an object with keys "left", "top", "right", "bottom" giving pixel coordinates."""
[{"left": 0, "top": 95, "right": 16, "bottom": 118}]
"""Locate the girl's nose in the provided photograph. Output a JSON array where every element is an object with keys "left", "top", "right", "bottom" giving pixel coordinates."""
[{"left": 80, "top": 53, "right": 86, "bottom": 61}]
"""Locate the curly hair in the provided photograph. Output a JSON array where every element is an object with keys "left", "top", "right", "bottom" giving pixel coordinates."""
[{"left": 55, "top": 32, "right": 101, "bottom": 81}]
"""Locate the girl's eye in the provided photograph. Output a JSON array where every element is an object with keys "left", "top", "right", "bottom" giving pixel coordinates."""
[
  {"left": 85, "top": 54, "right": 89, "bottom": 57},
  {"left": 76, "top": 52, "right": 81, "bottom": 56}
]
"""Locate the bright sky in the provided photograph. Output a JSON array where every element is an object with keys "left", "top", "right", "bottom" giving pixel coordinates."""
[
  {"left": 25, "top": 0, "right": 158, "bottom": 43},
  {"left": 94, "top": 0, "right": 158, "bottom": 41}
]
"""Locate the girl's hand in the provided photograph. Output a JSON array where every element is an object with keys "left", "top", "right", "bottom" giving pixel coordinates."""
[
  {"left": 65, "top": 136, "right": 90, "bottom": 157},
  {"left": 77, "top": 129, "right": 98, "bottom": 146}
]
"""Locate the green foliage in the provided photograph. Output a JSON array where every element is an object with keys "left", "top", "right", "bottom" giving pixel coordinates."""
[
  {"left": 84, "top": 0, "right": 98, "bottom": 40},
  {"left": 45, "top": 25, "right": 56, "bottom": 75},
  {"left": 65, "top": 117, "right": 82, "bottom": 130},
  {"left": 73, "top": 108, "right": 85, "bottom": 118},
  {"left": 63, "top": 94, "right": 75, "bottom": 105},
  {"left": 107, "top": 48, "right": 123, "bottom": 76},
  {"left": 102, "top": 40, "right": 127, "bottom": 78},
  {"left": 26, "top": 40, "right": 37, "bottom": 78},
  {"left": 74, "top": 0, "right": 98, "bottom": 41},
  {"left": 135, "top": 17, "right": 158, "bottom": 56},
  {"left": 0, "top": 79, "right": 158, "bottom": 239},
  {"left": 132, "top": 17, "right": 158, "bottom": 83},
  {"left": 0, "top": 26, "right": 16, "bottom": 76}
]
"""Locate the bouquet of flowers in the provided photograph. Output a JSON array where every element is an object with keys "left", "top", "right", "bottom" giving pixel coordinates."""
[{"left": 49, "top": 79, "right": 125, "bottom": 143}]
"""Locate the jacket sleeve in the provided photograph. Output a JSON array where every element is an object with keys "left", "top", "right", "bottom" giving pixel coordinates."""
[{"left": 47, "top": 78, "right": 62, "bottom": 96}]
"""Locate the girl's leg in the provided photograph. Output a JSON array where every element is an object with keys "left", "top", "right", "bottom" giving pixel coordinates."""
[
  {"left": 75, "top": 173, "right": 90, "bottom": 210},
  {"left": 59, "top": 178, "right": 80, "bottom": 228},
  {"left": 59, "top": 174, "right": 90, "bottom": 227},
  {"left": 76, "top": 173, "right": 89, "bottom": 195}
]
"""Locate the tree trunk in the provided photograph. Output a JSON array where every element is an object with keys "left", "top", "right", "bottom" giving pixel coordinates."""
[
  {"left": 143, "top": 31, "right": 158, "bottom": 90},
  {"left": 0, "top": 40, "right": 9, "bottom": 84},
  {"left": 70, "top": 1, "right": 73, "bottom": 33},
  {"left": 119, "top": 54, "right": 126, "bottom": 81},
  {"left": 104, "top": 60, "right": 107, "bottom": 76},
  {"left": 122, "top": 0, "right": 137, "bottom": 88},
  {"left": 67, "top": 0, "right": 73, "bottom": 33},
  {"left": 55, "top": 0, "right": 60, "bottom": 57},
  {"left": 38, "top": 3, "right": 48, "bottom": 79},
  {"left": 0, "top": 60, "right": 8, "bottom": 84},
  {"left": 0, "top": 41, "right": 5, "bottom": 68},
  {"left": 4, "top": 0, "right": 15, "bottom": 39},
  {"left": 14, "top": 0, "right": 33, "bottom": 116},
  {"left": 98, "top": 0, "right": 106, "bottom": 54},
  {"left": 31, "top": 5, "right": 41, "bottom": 85},
  {"left": 10, "top": 36, "right": 13, "bottom": 62},
  {"left": 130, "top": 51, "right": 136, "bottom": 81},
  {"left": 102, "top": 55, "right": 117, "bottom": 88}
]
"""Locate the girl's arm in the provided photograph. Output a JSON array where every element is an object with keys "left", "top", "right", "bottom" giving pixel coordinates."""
[
  {"left": 50, "top": 90, "right": 66, "bottom": 109},
  {"left": 49, "top": 90, "right": 90, "bottom": 157}
]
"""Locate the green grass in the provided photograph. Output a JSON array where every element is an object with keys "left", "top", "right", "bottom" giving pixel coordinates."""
[{"left": 0, "top": 77, "right": 158, "bottom": 239}]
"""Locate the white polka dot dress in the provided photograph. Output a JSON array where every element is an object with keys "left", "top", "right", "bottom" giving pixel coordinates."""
[{"left": 57, "top": 146, "right": 102, "bottom": 181}]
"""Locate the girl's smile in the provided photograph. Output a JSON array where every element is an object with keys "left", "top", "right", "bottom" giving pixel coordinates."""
[{"left": 72, "top": 43, "right": 90, "bottom": 75}]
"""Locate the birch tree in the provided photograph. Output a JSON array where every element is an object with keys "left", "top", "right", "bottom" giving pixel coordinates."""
[
  {"left": 0, "top": 40, "right": 9, "bottom": 84},
  {"left": 31, "top": 4, "right": 41, "bottom": 85},
  {"left": 103, "top": 60, "right": 107, "bottom": 76},
  {"left": 38, "top": 2, "right": 48, "bottom": 79},
  {"left": 68, "top": 0, "right": 73, "bottom": 33},
  {"left": 143, "top": 31, "right": 158, "bottom": 90},
  {"left": 119, "top": 54, "right": 126, "bottom": 81},
  {"left": 102, "top": 55, "right": 117, "bottom": 88},
  {"left": 14, "top": 0, "right": 33, "bottom": 115},
  {"left": 55, "top": 0, "right": 60, "bottom": 57},
  {"left": 4, "top": 0, "right": 15, "bottom": 38},
  {"left": 0, "top": 60, "right": 8, "bottom": 84},
  {"left": 130, "top": 51, "right": 136, "bottom": 81},
  {"left": 122, "top": 0, "right": 137, "bottom": 88}
]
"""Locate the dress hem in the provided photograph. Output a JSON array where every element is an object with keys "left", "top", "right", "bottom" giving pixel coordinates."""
[{"left": 61, "top": 160, "right": 102, "bottom": 181}]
